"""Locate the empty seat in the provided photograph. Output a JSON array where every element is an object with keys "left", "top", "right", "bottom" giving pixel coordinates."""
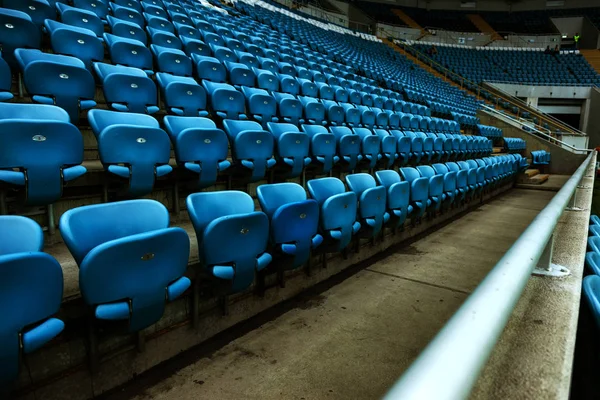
[
  {"left": 0, "top": 54, "right": 13, "bottom": 101},
  {"left": 257, "top": 183, "right": 322, "bottom": 269},
  {"left": 187, "top": 191, "right": 272, "bottom": 293},
  {"left": 399, "top": 167, "right": 431, "bottom": 219},
  {"left": 203, "top": 81, "right": 246, "bottom": 120},
  {"left": 340, "top": 103, "right": 361, "bottom": 127},
  {"left": 272, "top": 92, "right": 303, "bottom": 125},
  {"left": 3, "top": 0, "right": 55, "bottom": 27},
  {"left": 150, "top": 45, "right": 192, "bottom": 76},
  {"left": 353, "top": 128, "right": 382, "bottom": 170},
  {"left": 583, "top": 275, "right": 600, "bottom": 329},
  {"left": 15, "top": 49, "right": 96, "bottom": 123},
  {"left": 321, "top": 100, "right": 344, "bottom": 126},
  {"left": 298, "top": 96, "right": 326, "bottom": 125},
  {"left": 111, "top": 3, "right": 142, "bottom": 27},
  {"left": 163, "top": 116, "right": 230, "bottom": 188},
  {"left": 106, "top": 15, "right": 147, "bottom": 45},
  {"left": 0, "top": 103, "right": 86, "bottom": 205},
  {"left": 156, "top": 73, "right": 208, "bottom": 117},
  {"left": 375, "top": 170, "right": 412, "bottom": 230},
  {"left": 225, "top": 61, "right": 256, "bottom": 88},
  {"left": 416, "top": 165, "right": 445, "bottom": 213},
  {"left": 94, "top": 63, "right": 159, "bottom": 114},
  {"left": 88, "top": 109, "right": 172, "bottom": 196},
  {"left": 192, "top": 54, "right": 226, "bottom": 82},
  {"left": 301, "top": 124, "right": 339, "bottom": 174},
  {"left": 45, "top": 20, "right": 103, "bottom": 69},
  {"left": 374, "top": 129, "right": 398, "bottom": 168},
  {"left": 104, "top": 33, "right": 153, "bottom": 74},
  {"left": 0, "top": 216, "right": 64, "bottom": 385},
  {"left": 266, "top": 122, "right": 311, "bottom": 178},
  {"left": 147, "top": 27, "right": 182, "bottom": 50},
  {"left": 56, "top": 3, "right": 104, "bottom": 38},
  {"left": 346, "top": 173, "right": 390, "bottom": 239},
  {"left": 73, "top": 0, "right": 109, "bottom": 20},
  {"left": 60, "top": 200, "right": 190, "bottom": 331},
  {"left": 307, "top": 177, "right": 361, "bottom": 252},
  {"left": 330, "top": 126, "right": 362, "bottom": 171},
  {"left": 222, "top": 119, "right": 275, "bottom": 182}
]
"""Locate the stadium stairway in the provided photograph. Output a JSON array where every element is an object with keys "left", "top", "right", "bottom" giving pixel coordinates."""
[
  {"left": 466, "top": 14, "right": 503, "bottom": 42},
  {"left": 580, "top": 49, "right": 600, "bottom": 74}
]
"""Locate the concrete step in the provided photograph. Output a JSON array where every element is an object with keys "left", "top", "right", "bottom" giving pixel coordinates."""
[
  {"left": 518, "top": 171, "right": 549, "bottom": 185},
  {"left": 524, "top": 169, "right": 540, "bottom": 178}
]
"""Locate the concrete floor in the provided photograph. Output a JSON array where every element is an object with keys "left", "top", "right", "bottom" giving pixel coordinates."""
[
  {"left": 112, "top": 189, "right": 555, "bottom": 400},
  {"left": 516, "top": 174, "right": 569, "bottom": 191}
]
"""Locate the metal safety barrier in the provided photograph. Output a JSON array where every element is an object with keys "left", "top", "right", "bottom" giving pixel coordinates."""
[{"left": 384, "top": 151, "right": 595, "bottom": 400}]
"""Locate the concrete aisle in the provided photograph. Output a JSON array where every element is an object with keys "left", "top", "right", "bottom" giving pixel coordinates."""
[{"left": 115, "top": 189, "right": 555, "bottom": 400}]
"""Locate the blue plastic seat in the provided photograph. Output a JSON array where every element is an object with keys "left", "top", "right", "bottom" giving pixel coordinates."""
[
  {"left": 187, "top": 191, "right": 272, "bottom": 293},
  {"left": 0, "top": 216, "right": 64, "bottom": 386},
  {"left": 298, "top": 96, "right": 326, "bottom": 125},
  {"left": 257, "top": 183, "right": 322, "bottom": 269},
  {"left": 234, "top": 50, "right": 259, "bottom": 68},
  {"left": 592, "top": 215, "right": 600, "bottom": 226},
  {"left": 60, "top": 200, "right": 190, "bottom": 331},
  {"left": 156, "top": 73, "right": 207, "bottom": 117},
  {"left": 56, "top": 3, "right": 103, "bottom": 37},
  {"left": 73, "top": 0, "right": 108, "bottom": 20},
  {"left": 88, "top": 109, "right": 172, "bottom": 196},
  {"left": 144, "top": 15, "right": 173, "bottom": 33},
  {"left": 106, "top": 15, "right": 147, "bottom": 45},
  {"left": 0, "top": 54, "right": 13, "bottom": 101},
  {"left": 142, "top": 1, "right": 167, "bottom": 19},
  {"left": 225, "top": 61, "right": 256, "bottom": 88},
  {"left": 44, "top": 20, "right": 103, "bottom": 69},
  {"left": 375, "top": 170, "right": 412, "bottom": 230},
  {"left": 346, "top": 173, "right": 390, "bottom": 239},
  {"left": 181, "top": 37, "right": 211, "bottom": 58},
  {"left": 272, "top": 92, "right": 303, "bottom": 125},
  {"left": 339, "top": 103, "right": 361, "bottom": 127},
  {"left": 356, "top": 105, "right": 376, "bottom": 129},
  {"left": 3, "top": 0, "right": 55, "bottom": 27},
  {"left": 94, "top": 63, "right": 159, "bottom": 114},
  {"left": 432, "top": 163, "right": 458, "bottom": 208},
  {"left": 113, "top": 0, "right": 142, "bottom": 12},
  {"left": 203, "top": 81, "right": 246, "bottom": 120},
  {"left": 253, "top": 68, "right": 279, "bottom": 92},
  {"left": 192, "top": 54, "right": 226, "bottom": 82},
  {"left": 446, "top": 162, "right": 468, "bottom": 202},
  {"left": 150, "top": 44, "right": 192, "bottom": 76},
  {"left": 373, "top": 129, "right": 397, "bottom": 168},
  {"left": 321, "top": 99, "right": 344, "bottom": 126},
  {"left": 330, "top": 126, "right": 362, "bottom": 171},
  {"left": 210, "top": 44, "right": 237, "bottom": 63},
  {"left": 586, "top": 251, "right": 600, "bottom": 275},
  {"left": 301, "top": 124, "right": 339, "bottom": 174},
  {"left": 399, "top": 167, "right": 430, "bottom": 219},
  {"left": 147, "top": 27, "right": 182, "bottom": 50},
  {"left": 0, "top": 103, "right": 86, "bottom": 205},
  {"left": 417, "top": 165, "right": 445, "bottom": 212},
  {"left": 353, "top": 128, "right": 382, "bottom": 170},
  {"left": 277, "top": 74, "right": 300, "bottom": 95},
  {"left": 104, "top": 33, "right": 153, "bottom": 74},
  {"left": 307, "top": 177, "right": 360, "bottom": 252},
  {"left": 111, "top": 3, "right": 142, "bottom": 27},
  {"left": 222, "top": 119, "right": 275, "bottom": 182},
  {"left": 389, "top": 130, "right": 412, "bottom": 166},
  {"left": 15, "top": 49, "right": 96, "bottom": 123},
  {"left": 163, "top": 116, "right": 229, "bottom": 188},
  {"left": 266, "top": 122, "right": 311, "bottom": 178},
  {"left": 583, "top": 275, "right": 600, "bottom": 329}
]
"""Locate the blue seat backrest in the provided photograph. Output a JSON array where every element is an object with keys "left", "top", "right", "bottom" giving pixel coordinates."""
[
  {"left": 583, "top": 275, "right": 600, "bottom": 329},
  {"left": 60, "top": 200, "right": 189, "bottom": 331},
  {"left": 0, "top": 216, "right": 43, "bottom": 255},
  {"left": 0, "top": 239, "right": 63, "bottom": 384}
]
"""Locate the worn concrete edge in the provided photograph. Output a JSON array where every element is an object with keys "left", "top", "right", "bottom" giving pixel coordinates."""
[
  {"left": 471, "top": 153, "right": 596, "bottom": 400},
  {"left": 13, "top": 184, "right": 516, "bottom": 400}
]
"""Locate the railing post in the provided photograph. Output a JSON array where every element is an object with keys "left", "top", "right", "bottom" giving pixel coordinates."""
[{"left": 532, "top": 233, "right": 569, "bottom": 277}]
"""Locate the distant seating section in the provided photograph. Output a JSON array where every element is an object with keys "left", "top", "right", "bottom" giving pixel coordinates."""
[
  {"left": 413, "top": 43, "right": 600, "bottom": 86},
  {"left": 0, "top": 0, "right": 532, "bottom": 386},
  {"left": 531, "top": 150, "right": 551, "bottom": 165},
  {"left": 478, "top": 124, "right": 502, "bottom": 139},
  {"left": 504, "top": 138, "right": 526, "bottom": 153}
]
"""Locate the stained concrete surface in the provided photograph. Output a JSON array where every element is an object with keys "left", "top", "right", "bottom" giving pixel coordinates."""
[
  {"left": 112, "top": 189, "right": 555, "bottom": 400},
  {"left": 472, "top": 158, "right": 596, "bottom": 400},
  {"left": 516, "top": 174, "right": 570, "bottom": 191}
]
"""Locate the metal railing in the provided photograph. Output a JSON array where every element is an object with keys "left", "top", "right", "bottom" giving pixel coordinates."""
[
  {"left": 480, "top": 105, "right": 589, "bottom": 153},
  {"left": 383, "top": 151, "right": 595, "bottom": 400}
]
